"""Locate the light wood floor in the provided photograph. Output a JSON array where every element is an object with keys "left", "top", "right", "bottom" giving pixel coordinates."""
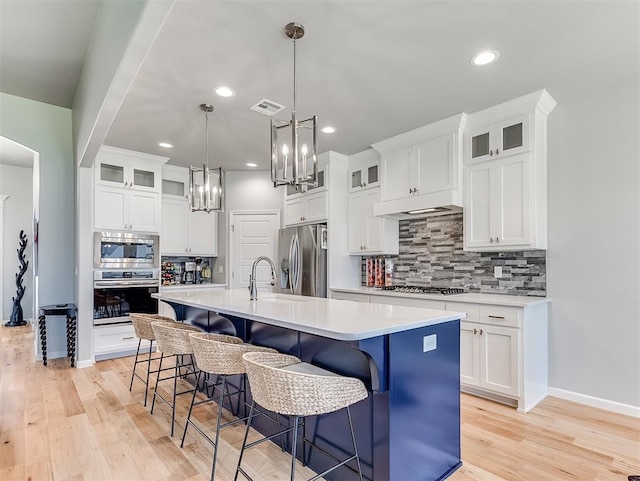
[{"left": 1, "top": 325, "right": 638, "bottom": 481}]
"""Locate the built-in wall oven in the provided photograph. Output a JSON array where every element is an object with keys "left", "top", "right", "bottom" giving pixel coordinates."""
[
  {"left": 93, "top": 269, "right": 160, "bottom": 326},
  {"left": 93, "top": 232, "right": 160, "bottom": 326}
]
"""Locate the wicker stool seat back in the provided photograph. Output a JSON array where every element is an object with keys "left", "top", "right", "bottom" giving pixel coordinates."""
[
  {"left": 189, "top": 332, "right": 278, "bottom": 376},
  {"left": 130, "top": 313, "right": 174, "bottom": 341},
  {"left": 242, "top": 351, "right": 368, "bottom": 417},
  {"left": 236, "top": 352, "right": 368, "bottom": 481},
  {"left": 151, "top": 321, "right": 201, "bottom": 356}
]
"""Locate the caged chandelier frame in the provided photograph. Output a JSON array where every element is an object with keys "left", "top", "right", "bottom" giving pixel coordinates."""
[
  {"left": 189, "top": 103, "right": 224, "bottom": 213},
  {"left": 270, "top": 22, "right": 318, "bottom": 192}
]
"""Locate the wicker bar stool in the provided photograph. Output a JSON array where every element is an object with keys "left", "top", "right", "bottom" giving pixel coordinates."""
[
  {"left": 236, "top": 352, "right": 368, "bottom": 481},
  {"left": 150, "top": 321, "right": 202, "bottom": 436},
  {"left": 182, "top": 333, "right": 280, "bottom": 481},
  {"left": 128, "top": 313, "right": 175, "bottom": 406}
]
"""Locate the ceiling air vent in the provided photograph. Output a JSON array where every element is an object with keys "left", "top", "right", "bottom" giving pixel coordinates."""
[{"left": 250, "top": 98, "right": 285, "bottom": 116}]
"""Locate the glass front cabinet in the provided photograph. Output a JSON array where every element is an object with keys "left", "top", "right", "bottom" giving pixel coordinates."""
[{"left": 466, "top": 114, "right": 531, "bottom": 164}]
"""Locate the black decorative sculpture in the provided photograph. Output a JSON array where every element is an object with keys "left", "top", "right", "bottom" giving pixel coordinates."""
[{"left": 6, "top": 230, "right": 29, "bottom": 327}]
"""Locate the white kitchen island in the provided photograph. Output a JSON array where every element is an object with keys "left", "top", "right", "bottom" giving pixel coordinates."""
[{"left": 154, "top": 288, "right": 467, "bottom": 481}]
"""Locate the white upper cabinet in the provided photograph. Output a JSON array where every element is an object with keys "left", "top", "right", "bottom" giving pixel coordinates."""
[
  {"left": 284, "top": 190, "right": 327, "bottom": 226},
  {"left": 348, "top": 149, "right": 380, "bottom": 192},
  {"left": 371, "top": 113, "right": 466, "bottom": 218},
  {"left": 463, "top": 90, "right": 556, "bottom": 251},
  {"left": 160, "top": 165, "right": 218, "bottom": 256},
  {"left": 94, "top": 146, "right": 168, "bottom": 233},
  {"left": 283, "top": 153, "right": 335, "bottom": 227},
  {"left": 466, "top": 114, "right": 531, "bottom": 164},
  {"left": 348, "top": 187, "right": 398, "bottom": 255},
  {"left": 464, "top": 154, "right": 533, "bottom": 249}
]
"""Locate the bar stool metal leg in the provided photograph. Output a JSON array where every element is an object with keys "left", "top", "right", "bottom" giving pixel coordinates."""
[{"left": 129, "top": 339, "right": 143, "bottom": 391}]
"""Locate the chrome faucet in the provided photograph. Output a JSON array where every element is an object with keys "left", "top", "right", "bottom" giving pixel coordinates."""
[{"left": 248, "top": 256, "right": 277, "bottom": 300}]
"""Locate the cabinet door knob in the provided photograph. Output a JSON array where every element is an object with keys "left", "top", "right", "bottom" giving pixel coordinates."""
[
  {"left": 490, "top": 150, "right": 494, "bottom": 156},
  {"left": 496, "top": 148, "right": 500, "bottom": 155},
  {"left": 363, "top": 182, "right": 367, "bottom": 187},
  {"left": 480, "top": 329, "right": 484, "bottom": 335},
  {"left": 490, "top": 237, "right": 494, "bottom": 243},
  {"left": 473, "top": 328, "right": 477, "bottom": 334},
  {"left": 496, "top": 237, "right": 500, "bottom": 243}
]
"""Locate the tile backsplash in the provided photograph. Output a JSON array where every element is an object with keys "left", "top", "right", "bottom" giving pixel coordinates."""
[{"left": 362, "top": 213, "right": 546, "bottom": 297}]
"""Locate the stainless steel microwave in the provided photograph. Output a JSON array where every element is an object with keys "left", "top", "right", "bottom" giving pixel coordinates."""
[{"left": 94, "top": 231, "right": 159, "bottom": 269}]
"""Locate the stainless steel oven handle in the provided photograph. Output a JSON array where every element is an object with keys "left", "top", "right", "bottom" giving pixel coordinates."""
[{"left": 94, "top": 280, "right": 159, "bottom": 288}]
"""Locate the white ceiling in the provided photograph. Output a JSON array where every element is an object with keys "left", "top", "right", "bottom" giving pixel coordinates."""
[{"left": 1, "top": 1, "right": 638, "bottom": 171}]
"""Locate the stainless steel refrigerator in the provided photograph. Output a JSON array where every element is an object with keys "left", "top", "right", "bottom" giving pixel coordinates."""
[{"left": 277, "top": 224, "right": 327, "bottom": 298}]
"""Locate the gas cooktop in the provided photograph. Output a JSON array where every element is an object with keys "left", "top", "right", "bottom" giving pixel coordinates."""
[{"left": 381, "top": 286, "right": 465, "bottom": 295}]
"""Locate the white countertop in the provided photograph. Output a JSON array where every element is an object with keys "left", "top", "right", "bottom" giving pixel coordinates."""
[
  {"left": 331, "top": 286, "right": 550, "bottom": 308},
  {"left": 160, "top": 283, "right": 226, "bottom": 290},
  {"left": 153, "top": 288, "right": 466, "bottom": 341}
]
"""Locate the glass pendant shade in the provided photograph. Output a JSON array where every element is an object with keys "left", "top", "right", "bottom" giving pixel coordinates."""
[
  {"left": 271, "top": 22, "right": 318, "bottom": 192},
  {"left": 189, "top": 104, "right": 224, "bottom": 212}
]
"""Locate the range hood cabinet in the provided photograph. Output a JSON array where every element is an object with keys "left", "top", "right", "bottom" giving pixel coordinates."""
[{"left": 371, "top": 113, "right": 466, "bottom": 220}]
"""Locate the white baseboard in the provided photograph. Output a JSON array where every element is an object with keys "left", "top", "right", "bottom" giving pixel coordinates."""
[
  {"left": 548, "top": 387, "right": 640, "bottom": 418},
  {"left": 76, "top": 359, "right": 94, "bottom": 369}
]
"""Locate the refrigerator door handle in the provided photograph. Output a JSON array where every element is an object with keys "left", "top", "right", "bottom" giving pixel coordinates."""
[{"left": 288, "top": 233, "right": 298, "bottom": 292}]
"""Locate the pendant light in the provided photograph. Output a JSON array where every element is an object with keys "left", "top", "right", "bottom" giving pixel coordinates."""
[
  {"left": 189, "top": 103, "right": 224, "bottom": 212},
  {"left": 271, "top": 22, "right": 318, "bottom": 192}
]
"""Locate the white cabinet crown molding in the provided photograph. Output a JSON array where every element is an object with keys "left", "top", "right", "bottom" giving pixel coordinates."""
[
  {"left": 348, "top": 148, "right": 379, "bottom": 164},
  {"left": 99, "top": 145, "right": 169, "bottom": 166},
  {"left": 465, "top": 89, "right": 557, "bottom": 130},
  {"left": 371, "top": 113, "right": 467, "bottom": 155}
]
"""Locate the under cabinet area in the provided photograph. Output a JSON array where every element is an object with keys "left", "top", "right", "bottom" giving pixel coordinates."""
[
  {"left": 93, "top": 146, "right": 168, "bottom": 233},
  {"left": 161, "top": 165, "right": 218, "bottom": 256}
]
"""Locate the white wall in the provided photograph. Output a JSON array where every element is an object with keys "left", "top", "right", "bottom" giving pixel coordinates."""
[
  {"left": 547, "top": 77, "right": 640, "bottom": 409},
  {"left": 215, "top": 171, "right": 283, "bottom": 284},
  {"left": 0, "top": 93, "right": 75, "bottom": 359},
  {"left": 0, "top": 165, "right": 33, "bottom": 321}
]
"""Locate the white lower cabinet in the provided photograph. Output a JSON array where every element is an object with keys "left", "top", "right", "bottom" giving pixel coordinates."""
[
  {"left": 329, "top": 289, "right": 548, "bottom": 412},
  {"left": 461, "top": 321, "right": 519, "bottom": 397},
  {"left": 93, "top": 324, "right": 152, "bottom": 361}
]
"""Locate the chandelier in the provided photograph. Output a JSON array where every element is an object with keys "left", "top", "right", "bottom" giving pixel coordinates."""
[
  {"left": 271, "top": 22, "right": 318, "bottom": 191},
  {"left": 189, "top": 104, "right": 224, "bottom": 212}
]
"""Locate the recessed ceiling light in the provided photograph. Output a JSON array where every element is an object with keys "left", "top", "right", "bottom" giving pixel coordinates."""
[
  {"left": 246, "top": 162, "right": 258, "bottom": 168},
  {"left": 215, "top": 86, "right": 236, "bottom": 98},
  {"left": 470, "top": 50, "right": 500, "bottom": 66},
  {"left": 158, "top": 142, "right": 173, "bottom": 148},
  {"left": 321, "top": 126, "right": 336, "bottom": 134}
]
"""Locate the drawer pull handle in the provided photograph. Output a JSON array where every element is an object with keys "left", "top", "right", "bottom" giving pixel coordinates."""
[
  {"left": 122, "top": 336, "right": 134, "bottom": 340},
  {"left": 488, "top": 315, "right": 505, "bottom": 319}
]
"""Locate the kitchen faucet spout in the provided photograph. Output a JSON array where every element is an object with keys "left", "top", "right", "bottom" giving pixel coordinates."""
[{"left": 248, "top": 256, "right": 277, "bottom": 300}]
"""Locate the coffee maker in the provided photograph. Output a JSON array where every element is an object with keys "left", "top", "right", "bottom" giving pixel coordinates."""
[{"left": 183, "top": 261, "right": 196, "bottom": 284}]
